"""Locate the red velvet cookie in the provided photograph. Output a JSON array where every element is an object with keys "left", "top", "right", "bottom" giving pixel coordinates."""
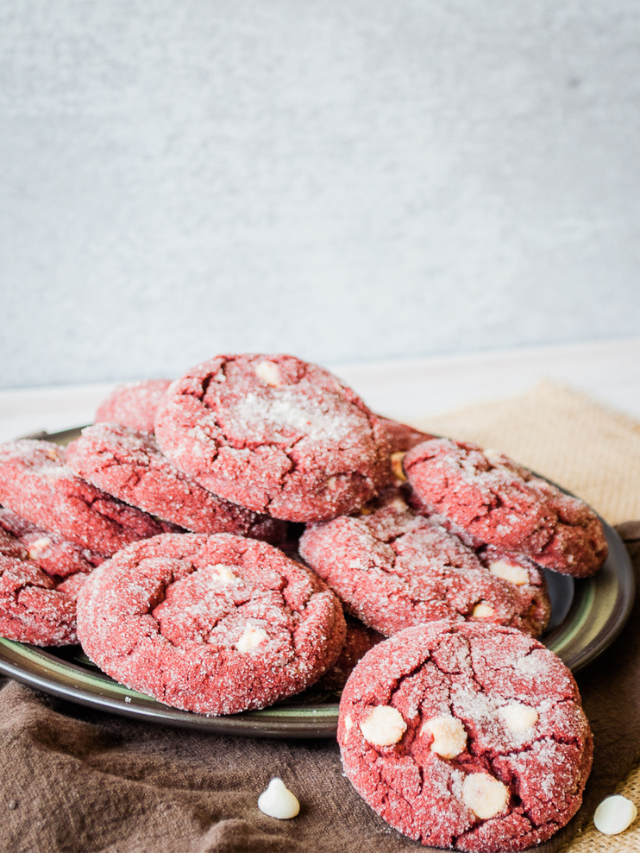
[
  {"left": 0, "top": 526, "right": 28, "bottom": 561},
  {"left": 339, "top": 621, "right": 592, "bottom": 852},
  {"left": 376, "top": 416, "right": 435, "bottom": 484},
  {"left": 154, "top": 355, "right": 390, "bottom": 522},
  {"left": 0, "top": 440, "right": 166, "bottom": 557},
  {"left": 66, "top": 423, "right": 287, "bottom": 543},
  {"left": 95, "top": 379, "right": 171, "bottom": 433},
  {"left": 299, "top": 488, "right": 550, "bottom": 638},
  {"left": 318, "top": 616, "right": 384, "bottom": 692},
  {"left": 404, "top": 439, "right": 608, "bottom": 578},
  {"left": 77, "top": 533, "right": 347, "bottom": 715},
  {"left": 377, "top": 417, "right": 435, "bottom": 455},
  {"left": 0, "top": 508, "right": 102, "bottom": 578},
  {"left": 0, "top": 554, "right": 80, "bottom": 646}
]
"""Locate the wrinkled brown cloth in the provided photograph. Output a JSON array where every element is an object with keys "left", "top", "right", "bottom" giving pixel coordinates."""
[{"left": 2, "top": 382, "right": 640, "bottom": 853}]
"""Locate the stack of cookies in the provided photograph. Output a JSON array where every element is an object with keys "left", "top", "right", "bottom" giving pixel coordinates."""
[{"left": 0, "top": 353, "right": 607, "bottom": 852}]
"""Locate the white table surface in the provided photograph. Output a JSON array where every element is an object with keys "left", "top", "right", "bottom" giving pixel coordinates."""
[{"left": 1, "top": 337, "right": 639, "bottom": 442}]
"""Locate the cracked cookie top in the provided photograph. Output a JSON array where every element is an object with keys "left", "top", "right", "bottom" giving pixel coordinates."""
[
  {"left": 298, "top": 487, "right": 550, "bottom": 638},
  {"left": 338, "top": 620, "right": 592, "bottom": 852},
  {"left": 76, "top": 533, "right": 346, "bottom": 715},
  {"left": 153, "top": 354, "right": 390, "bottom": 522},
  {"left": 0, "top": 440, "right": 166, "bottom": 557},
  {"left": 65, "top": 423, "right": 287, "bottom": 543},
  {"left": 0, "top": 553, "right": 85, "bottom": 646},
  {"left": 404, "top": 438, "right": 608, "bottom": 577}
]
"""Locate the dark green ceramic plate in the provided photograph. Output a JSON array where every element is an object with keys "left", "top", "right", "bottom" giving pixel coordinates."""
[{"left": 0, "top": 429, "right": 633, "bottom": 738}]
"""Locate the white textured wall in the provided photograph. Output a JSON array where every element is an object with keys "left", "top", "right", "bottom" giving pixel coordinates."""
[{"left": 1, "top": 1, "right": 639, "bottom": 388}]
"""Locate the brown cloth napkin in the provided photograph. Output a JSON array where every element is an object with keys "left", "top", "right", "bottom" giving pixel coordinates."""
[{"left": 2, "top": 382, "right": 640, "bottom": 853}]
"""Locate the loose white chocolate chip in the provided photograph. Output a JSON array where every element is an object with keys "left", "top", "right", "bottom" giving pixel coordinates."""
[
  {"left": 258, "top": 777, "right": 300, "bottom": 819},
  {"left": 28, "top": 537, "right": 52, "bottom": 559},
  {"left": 390, "top": 452, "right": 408, "bottom": 482},
  {"left": 254, "top": 361, "right": 282, "bottom": 387},
  {"left": 421, "top": 715, "right": 467, "bottom": 759},
  {"left": 360, "top": 706, "right": 407, "bottom": 747},
  {"left": 472, "top": 603, "right": 495, "bottom": 619},
  {"left": 209, "top": 564, "right": 237, "bottom": 584},
  {"left": 489, "top": 560, "right": 529, "bottom": 586},
  {"left": 594, "top": 795, "right": 637, "bottom": 835},
  {"left": 236, "top": 625, "right": 268, "bottom": 653},
  {"left": 462, "top": 773, "right": 509, "bottom": 820},
  {"left": 499, "top": 702, "right": 539, "bottom": 733}
]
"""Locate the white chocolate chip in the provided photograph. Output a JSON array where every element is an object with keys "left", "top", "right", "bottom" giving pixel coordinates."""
[
  {"left": 472, "top": 603, "right": 495, "bottom": 619},
  {"left": 484, "top": 449, "right": 503, "bottom": 464},
  {"left": 462, "top": 773, "right": 509, "bottom": 819},
  {"left": 421, "top": 715, "right": 467, "bottom": 759},
  {"left": 209, "top": 564, "right": 237, "bottom": 584},
  {"left": 594, "top": 795, "right": 637, "bottom": 835},
  {"left": 258, "top": 777, "right": 300, "bottom": 819},
  {"left": 344, "top": 715, "right": 354, "bottom": 732},
  {"left": 499, "top": 702, "right": 539, "bottom": 734},
  {"left": 360, "top": 706, "right": 407, "bottom": 747},
  {"left": 390, "top": 496, "right": 408, "bottom": 511},
  {"left": 489, "top": 560, "right": 529, "bottom": 586},
  {"left": 390, "top": 452, "right": 408, "bottom": 482},
  {"left": 254, "top": 361, "right": 282, "bottom": 387},
  {"left": 236, "top": 625, "right": 268, "bottom": 653},
  {"left": 28, "top": 537, "right": 52, "bottom": 559}
]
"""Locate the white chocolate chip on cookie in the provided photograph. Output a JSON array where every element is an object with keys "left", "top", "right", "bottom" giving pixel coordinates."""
[
  {"left": 236, "top": 625, "right": 268, "bottom": 653},
  {"left": 499, "top": 702, "right": 539, "bottom": 733},
  {"left": 462, "top": 773, "right": 509, "bottom": 819},
  {"left": 209, "top": 564, "right": 237, "bottom": 584},
  {"left": 421, "top": 715, "right": 467, "bottom": 759},
  {"left": 360, "top": 706, "right": 407, "bottom": 747},
  {"left": 254, "top": 361, "right": 282, "bottom": 387},
  {"left": 472, "top": 602, "right": 495, "bottom": 619},
  {"left": 489, "top": 560, "right": 529, "bottom": 586},
  {"left": 28, "top": 537, "right": 52, "bottom": 559}
]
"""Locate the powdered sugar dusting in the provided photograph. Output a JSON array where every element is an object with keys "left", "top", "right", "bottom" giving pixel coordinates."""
[
  {"left": 153, "top": 354, "right": 391, "bottom": 522},
  {"left": 0, "top": 439, "right": 165, "bottom": 557},
  {"left": 77, "top": 533, "right": 346, "bottom": 715},
  {"left": 65, "top": 422, "right": 285, "bottom": 542},
  {"left": 234, "top": 389, "right": 353, "bottom": 443},
  {"left": 404, "top": 438, "right": 608, "bottom": 578},
  {"left": 339, "top": 621, "right": 592, "bottom": 851},
  {"left": 299, "top": 486, "right": 550, "bottom": 638}
]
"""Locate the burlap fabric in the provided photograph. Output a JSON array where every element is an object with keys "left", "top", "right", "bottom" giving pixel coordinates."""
[{"left": 1, "top": 381, "right": 640, "bottom": 853}]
